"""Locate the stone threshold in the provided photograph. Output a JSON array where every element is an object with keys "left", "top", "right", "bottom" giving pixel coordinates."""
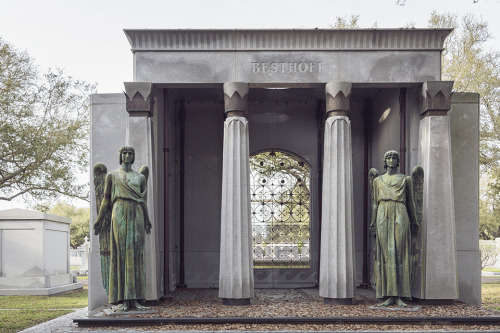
[{"left": 74, "top": 316, "right": 500, "bottom": 328}]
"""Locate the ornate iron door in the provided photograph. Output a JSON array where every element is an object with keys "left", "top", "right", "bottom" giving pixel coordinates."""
[{"left": 250, "top": 151, "right": 311, "bottom": 269}]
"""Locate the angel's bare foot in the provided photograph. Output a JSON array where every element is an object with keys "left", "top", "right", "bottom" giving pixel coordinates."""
[
  {"left": 396, "top": 297, "right": 407, "bottom": 307},
  {"left": 131, "top": 300, "right": 147, "bottom": 310},
  {"left": 378, "top": 296, "right": 395, "bottom": 307},
  {"left": 114, "top": 300, "right": 130, "bottom": 312}
]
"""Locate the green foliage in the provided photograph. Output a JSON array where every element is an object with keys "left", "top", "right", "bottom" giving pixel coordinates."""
[
  {"left": 428, "top": 12, "right": 500, "bottom": 171},
  {"left": 428, "top": 12, "right": 500, "bottom": 241},
  {"left": 48, "top": 202, "right": 90, "bottom": 248},
  {"left": 480, "top": 187, "right": 500, "bottom": 240},
  {"left": 0, "top": 38, "right": 95, "bottom": 203},
  {"left": 329, "top": 15, "right": 360, "bottom": 29}
]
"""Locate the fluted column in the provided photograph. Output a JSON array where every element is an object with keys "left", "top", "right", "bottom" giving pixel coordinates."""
[
  {"left": 219, "top": 82, "right": 254, "bottom": 305},
  {"left": 319, "top": 82, "right": 355, "bottom": 305},
  {"left": 417, "top": 81, "right": 458, "bottom": 302}
]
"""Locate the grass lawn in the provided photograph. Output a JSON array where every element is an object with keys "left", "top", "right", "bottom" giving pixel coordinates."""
[
  {"left": 482, "top": 282, "right": 500, "bottom": 311},
  {"left": 0, "top": 288, "right": 87, "bottom": 333},
  {"left": 483, "top": 267, "right": 500, "bottom": 273},
  {"left": 0, "top": 310, "right": 71, "bottom": 333}
]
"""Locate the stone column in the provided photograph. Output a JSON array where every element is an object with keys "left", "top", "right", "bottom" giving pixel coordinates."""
[
  {"left": 319, "top": 82, "right": 355, "bottom": 305},
  {"left": 417, "top": 81, "right": 458, "bottom": 303},
  {"left": 219, "top": 82, "right": 254, "bottom": 305}
]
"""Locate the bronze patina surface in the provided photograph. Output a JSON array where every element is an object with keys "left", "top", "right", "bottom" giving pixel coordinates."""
[
  {"left": 370, "top": 150, "right": 422, "bottom": 307},
  {"left": 94, "top": 146, "right": 151, "bottom": 312}
]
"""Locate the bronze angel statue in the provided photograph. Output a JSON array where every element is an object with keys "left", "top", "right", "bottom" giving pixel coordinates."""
[
  {"left": 369, "top": 150, "right": 423, "bottom": 307},
  {"left": 93, "top": 145, "right": 152, "bottom": 312}
]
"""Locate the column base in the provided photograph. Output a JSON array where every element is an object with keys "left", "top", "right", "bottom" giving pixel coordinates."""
[
  {"left": 222, "top": 298, "right": 251, "bottom": 306},
  {"left": 323, "top": 297, "right": 352, "bottom": 305}
]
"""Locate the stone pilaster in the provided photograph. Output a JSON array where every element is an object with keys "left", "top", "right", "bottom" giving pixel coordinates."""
[
  {"left": 417, "top": 81, "right": 458, "bottom": 302},
  {"left": 123, "top": 82, "right": 161, "bottom": 301},
  {"left": 319, "top": 82, "right": 355, "bottom": 305},
  {"left": 219, "top": 82, "right": 254, "bottom": 305},
  {"left": 124, "top": 82, "right": 153, "bottom": 117}
]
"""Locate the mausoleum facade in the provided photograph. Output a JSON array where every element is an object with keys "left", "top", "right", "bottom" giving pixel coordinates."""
[{"left": 89, "top": 29, "right": 481, "bottom": 310}]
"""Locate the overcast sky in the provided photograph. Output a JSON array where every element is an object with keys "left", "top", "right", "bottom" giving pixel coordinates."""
[
  {"left": 1, "top": 0, "right": 499, "bottom": 94},
  {"left": 1, "top": 0, "right": 499, "bottom": 209}
]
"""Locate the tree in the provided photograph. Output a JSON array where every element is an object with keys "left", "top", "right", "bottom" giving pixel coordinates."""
[
  {"left": 47, "top": 202, "right": 90, "bottom": 249},
  {"left": 479, "top": 195, "right": 500, "bottom": 239},
  {"left": 480, "top": 240, "right": 500, "bottom": 269},
  {"left": 0, "top": 38, "right": 94, "bottom": 203},
  {"left": 428, "top": 12, "right": 500, "bottom": 170},
  {"left": 428, "top": 12, "right": 500, "bottom": 240}
]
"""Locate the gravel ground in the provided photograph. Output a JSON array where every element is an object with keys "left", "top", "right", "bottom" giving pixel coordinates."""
[
  {"left": 145, "top": 288, "right": 493, "bottom": 318},
  {"left": 84, "top": 288, "right": 500, "bottom": 332}
]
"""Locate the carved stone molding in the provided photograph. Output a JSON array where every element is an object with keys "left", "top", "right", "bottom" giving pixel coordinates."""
[
  {"left": 124, "top": 82, "right": 153, "bottom": 116},
  {"left": 420, "top": 81, "right": 454, "bottom": 115},
  {"left": 124, "top": 29, "right": 452, "bottom": 52},
  {"left": 325, "top": 82, "right": 352, "bottom": 114},
  {"left": 223, "top": 82, "right": 249, "bottom": 115}
]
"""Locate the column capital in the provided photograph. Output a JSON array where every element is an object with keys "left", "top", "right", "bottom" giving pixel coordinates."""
[
  {"left": 223, "top": 82, "right": 249, "bottom": 116},
  {"left": 325, "top": 82, "right": 352, "bottom": 116},
  {"left": 420, "top": 81, "right": 454, "bottom": 116},
  {"left": 124, "top": 82, "right": 153, "bottom": 117}
]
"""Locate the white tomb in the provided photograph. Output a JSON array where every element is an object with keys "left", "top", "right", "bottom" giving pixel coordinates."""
[{"left": 0, "top": 208, "right": 83, "bottom": 295}]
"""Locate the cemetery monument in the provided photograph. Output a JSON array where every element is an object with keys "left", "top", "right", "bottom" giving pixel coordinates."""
[{"left": 89, "top": 29, "right": 481, "bottom": 310}]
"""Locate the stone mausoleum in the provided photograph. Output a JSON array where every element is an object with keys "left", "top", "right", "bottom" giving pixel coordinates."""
[{"left": 89, "top": 29, "right": 481, "bottom": 310}]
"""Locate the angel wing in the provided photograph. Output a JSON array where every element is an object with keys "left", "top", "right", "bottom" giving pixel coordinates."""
[
  {"left": 369, "top": 168, "right": 379, "bottom": 266},
  {"left": 368, "top": 168, "right": 379, "bottom": 204},
  {"left": 93, "top": 163, "right": 111, "bottom": 295},
  {"left": 139, "top": 165, "right": 149, "bottom": 183},
  {"left": 139, "top": 165, "right": 149, "bottom": 204},
  {"left": 411, "top": 166, "right": 424, "bottom": 229},
  {"left": 138, "top": 165, "right": 152, "bottom": 234},
  {"left": 410, "top": 165, "right": 424, "bottom": 288}
]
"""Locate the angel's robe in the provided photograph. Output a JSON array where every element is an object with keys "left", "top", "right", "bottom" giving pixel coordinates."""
[
  {"left": 373, "top": 174, "right": 413, "bottom": 299},
  {"left": 108, "top": 168, "right": 147, "bottom": 304}
]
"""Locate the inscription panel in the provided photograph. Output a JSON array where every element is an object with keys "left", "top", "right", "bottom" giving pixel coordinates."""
[
  {"left": 134, "top": 51, "right": 440, "bottom": 84},
  {"left": 252, "top": 62, "right": 324, "bottom": 74}
]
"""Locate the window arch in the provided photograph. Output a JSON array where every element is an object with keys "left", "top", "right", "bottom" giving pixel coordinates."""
[{"left": 250, "top": 150, "right": 310, "bottom": 268}]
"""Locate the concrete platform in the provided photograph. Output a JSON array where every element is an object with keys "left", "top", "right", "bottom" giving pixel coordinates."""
[{"left": 0, "top": 282, "right": 83, "bottom": 296}]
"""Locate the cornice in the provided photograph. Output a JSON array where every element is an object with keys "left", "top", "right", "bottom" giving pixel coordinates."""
[{"left": 124, "top": 29, "right": 452, "bottom": 52}]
